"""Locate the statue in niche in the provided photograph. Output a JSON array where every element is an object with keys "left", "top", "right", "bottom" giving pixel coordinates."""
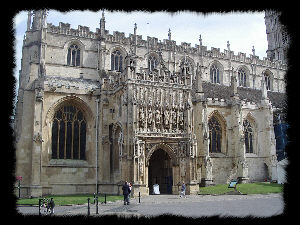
[
  {"left": 148, "top": 90, "right": 153, "bottom": 105},
  {"left": 148, "top": 72, "right": 153, "bottom": 81},
  {"left": 164, "top": 110, "right": 170, "bottom": 129},
  {"left": 155, "top": 109, "right": 161, "bottom": 127},
  {"left": 118, "top": 132, "right": 123, "bottom": 156},
  {"left": 178, "top": 110, "right": 184, "bottom": 130},
  {"left": 139, "top": 107, "right": 145, "bottom": 128},
  {"left": 140, "top": 88, "right": 144, "bottom": 101},
  {"left": 171, "top": 109, "right": 177, "bottom": 131},
  {"left": 35, "top": 88, "right": 43, "bottom": 102},
  {"left": 148, "top": 108, "right": 153, "bottom": 128}
]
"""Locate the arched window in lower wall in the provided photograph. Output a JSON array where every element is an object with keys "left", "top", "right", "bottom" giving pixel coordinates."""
[
  {"left": 208, "top": 116, "right": 222, "bottom": 153},
  {"left": 51, "top": 105, "right": 86, "bottom": 160},
  {"left": 243, "top": 120, "right": 254, "bottom": 153}
]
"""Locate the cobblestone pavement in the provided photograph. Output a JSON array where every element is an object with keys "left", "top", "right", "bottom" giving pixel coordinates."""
[{"left": 17, "top": 193, "right": 284, "bottom": 218}]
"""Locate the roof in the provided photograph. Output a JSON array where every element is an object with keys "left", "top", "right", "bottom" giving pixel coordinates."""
[{"left": 202, "top": 81, "right": 286, "bottom": 108}]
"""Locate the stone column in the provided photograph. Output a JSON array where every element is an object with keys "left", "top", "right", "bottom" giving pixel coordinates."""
[
  {"left": 231, "top": 74, "right": 249, "bottom": 183},
  {"left": 30, "top": 84, "right": 44, "bottom": 197},
  {"left": 201, "top": 102, "right": 214, "bottom": 186},
  {"left": 260, "top": 80, "right": 278, "bottom": 181}
]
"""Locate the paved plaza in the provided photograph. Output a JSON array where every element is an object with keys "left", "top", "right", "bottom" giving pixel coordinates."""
[{"left": 17, "top": 193, "right": 284, "bottom": 218}]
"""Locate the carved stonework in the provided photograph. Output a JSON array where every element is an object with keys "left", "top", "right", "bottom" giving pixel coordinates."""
[
  {"left": 33, "top": 132, "right": 43, "bottom": 143},
  {"left": 35, "top": 88, "right": 44, "bottom": 102}
]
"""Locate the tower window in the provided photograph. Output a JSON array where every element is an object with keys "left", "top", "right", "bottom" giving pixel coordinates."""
[
  {"left": 238, "top": 69, "right": 247, "bottom": 87},
  {"left": 111, "top": 50, "right": 123, "bottom": 72},
  {"left": 148, "top": 55, "right": 158, "bottom": 72},
  {"left": 210, "top": 64, "right": 220, "bottom": 84},
  {"left": 67, "top": 44, "right": 80, "bottom": 66}
]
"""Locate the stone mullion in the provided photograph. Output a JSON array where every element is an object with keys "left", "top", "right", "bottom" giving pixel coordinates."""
[
  {"left": 71, "top": 120, "right": 74, "bottom": 159},
  {"left": 64, "top": 117, "right": 67, "bottom": 159},
  {"left": 160, "top": 89, "right": 163, "bottom": 132},
  {"left": 78, "top": 121, "right": 81, "bottom": 160},
  {"left": 56, "top": 119, "right": 60, "bottom": 159}
]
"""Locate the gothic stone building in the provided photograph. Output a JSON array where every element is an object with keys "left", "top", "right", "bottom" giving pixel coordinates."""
[{"left": 14, "top": 10, "right": 287, "bottom": 197}]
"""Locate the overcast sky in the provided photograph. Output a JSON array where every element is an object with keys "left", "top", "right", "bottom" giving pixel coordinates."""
[{"left": 13, "top": 10, "right": 268, "bottom": 88}]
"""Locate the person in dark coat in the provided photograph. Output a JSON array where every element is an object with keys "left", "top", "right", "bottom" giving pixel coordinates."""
[
  {"left": 122, "top": 181, "right": 131, "bottom": 205},
  {"left": 48, "top": 198, "right": 55, "bottom": 215}
]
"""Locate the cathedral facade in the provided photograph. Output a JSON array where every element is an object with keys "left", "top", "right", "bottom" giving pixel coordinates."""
[{"left": 14, "top": 10, "right": 287, "bottom": 197}]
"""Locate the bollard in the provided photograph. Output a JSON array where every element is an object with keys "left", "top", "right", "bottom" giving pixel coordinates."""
[
  {"left": 139, "top": 192, "right": 141, "bottom": 203},
  {"left": 87, "top": 198, "right": 90, "bottom": 216},
  {"left": 39, "top": 199, "right": 41, "bottom": 216},
  {"left": 18, "top": 180, "right": 21, "bottom": 199},
  {"left": 96, "top": 196, "right": 98, "bottom": 214},
  {"left": 93, "top": 193, "right": 96, "bottom": 204},
  {"left": 104, "top": 193, "right": 106, "bottom": 204}
]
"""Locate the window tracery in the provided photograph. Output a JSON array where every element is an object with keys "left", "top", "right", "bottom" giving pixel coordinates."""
[
  {"left": 238, "top": 68, "right": 247, "bottom": 87},
  {"left": 148, "top": 55, "right": 158, "bottom": 72},
  {"left": 111, "top": 50, "right": 123, "bottom": 72},
  {"left": 67, "top": 44, "right": 80, "bottom": 66},
  {"left": 243, "top": 120, "right": 253, "bottom": 153},
  {"left": 210, "top": 64, "right": 220, "bottom": 84},
  {"left": 51, "top": 105, "right": 86, "bottom": 160},
  {"left": 264, "top": 73, "right": 271, "bottom": 90}
]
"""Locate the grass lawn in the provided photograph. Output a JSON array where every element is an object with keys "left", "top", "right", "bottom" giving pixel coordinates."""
[
  {"left": 198, "top": 182, "right": 284, "bottom": 195},
  {"left": 16, "top": 194, "right": 124, "bottom": 206}
]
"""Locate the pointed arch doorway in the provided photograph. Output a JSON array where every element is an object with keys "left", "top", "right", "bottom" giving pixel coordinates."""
[{"left": 148, "top": 148, "right": 173, "bottom": 194}]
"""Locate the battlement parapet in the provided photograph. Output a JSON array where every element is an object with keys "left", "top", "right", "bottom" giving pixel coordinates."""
[
  {"left": 47, "top": 22, "right": 97, "bottom": 39},
  {"left": 45, "top": 22, "right": 287, "bottom": 70}
]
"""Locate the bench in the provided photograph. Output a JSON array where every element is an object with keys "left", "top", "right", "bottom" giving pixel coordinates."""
[{"left": 228, "top": 179, "right": 238, "bottom": 191}]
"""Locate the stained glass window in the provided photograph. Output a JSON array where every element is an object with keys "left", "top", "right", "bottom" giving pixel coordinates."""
[
  {"left": 51, "top": 105, "right": 86, "bottom": 160},
  {"left": 243, "top": 120, "right": 253, "bottom": 153},
  {"left": 264, "top": 73, "right": 271, "bottom": 90},
  {"left": 208, "top": 116, "right": 222, "bottom": 153}
]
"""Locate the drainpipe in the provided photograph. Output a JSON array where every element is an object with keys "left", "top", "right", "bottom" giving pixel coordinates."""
[{"left": 95, "top": 97, "right": 100, "bottom": 194}]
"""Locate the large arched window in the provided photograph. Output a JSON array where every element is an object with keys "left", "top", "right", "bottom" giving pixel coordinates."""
[
  {"left": 51, "top": 105, "right": 86, "bottom": 160},
  {"left": 243, "top": 120, "right": 253, "bottom": 153},
  {"left": 208, "top": 116, "right": 222, "bottom": 153},
  {"left": 238, "top": 69, "right": 247, "bottom": 87},
  {"left": 210, "top": 64, "right": 220, "bottom": 84},
  {"left": 148, "top": 55, "right": 158, "bottom": 72},
  {"left": 67, "top": 44, "right": 80, "bottom": 66},
  {"left": 111, "top": 50, "right": 123, "bottom": 72}
]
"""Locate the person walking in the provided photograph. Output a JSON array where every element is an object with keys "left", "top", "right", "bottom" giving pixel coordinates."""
[
  {"left": 128, "top": 182, "right": 132, "bottom": 204},
  {"left": 180, "top": 181, "right": 186, "bottom": 198},
  {"left": 48, "top": 198, "right": 55, "bottom": 215},
  {"left": 122, "top": 181, "right": 131, "bottom": 205}
]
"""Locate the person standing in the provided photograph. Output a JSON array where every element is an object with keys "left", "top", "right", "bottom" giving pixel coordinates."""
[
  {"left": 180, "top": 181, "right": 186, "bottom": 198},
  {"left": 122, "top": 181, "right": 131, "bottom": 205}
]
